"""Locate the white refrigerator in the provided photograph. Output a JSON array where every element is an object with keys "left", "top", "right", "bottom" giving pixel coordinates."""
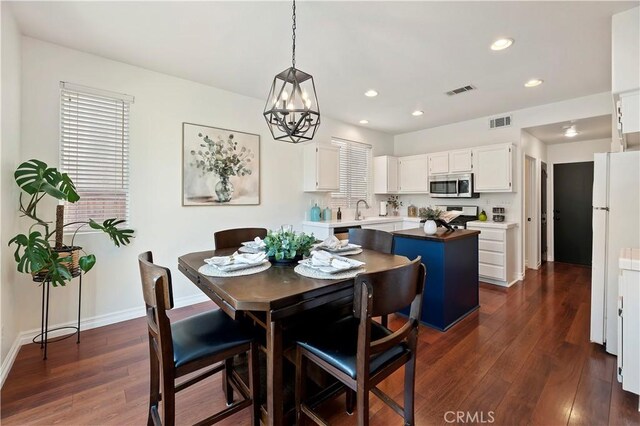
[{"left": 590, "top": 151, "right": 640, "bottom": 354}]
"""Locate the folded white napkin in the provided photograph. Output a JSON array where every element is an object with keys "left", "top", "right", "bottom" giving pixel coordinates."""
[
  {"left": 309, "top": 250, "right": 354, "bottom": 271},
  {"left": 319, "top": 236, "right": 347, "bottom": 250},
  {"left": 242, "top": 237, "right": 266, "bottom": 248},
  {"left": 205, "top": 251, "right": 267, "bottom": 271}
]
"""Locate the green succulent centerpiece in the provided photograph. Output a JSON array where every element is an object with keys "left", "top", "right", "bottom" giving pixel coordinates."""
[
  {"left": 190, "top": 132, "right": 254, "bottom": 203},
  {"left": 8, "top": 159, "right": 135, "bottom": 287},
  {"left": 263, "top": 229, "right": 315, "bottom": 264}
]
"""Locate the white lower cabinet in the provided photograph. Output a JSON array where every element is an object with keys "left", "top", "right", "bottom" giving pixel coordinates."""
[
  {"left": 401, "top": 219, "right": 421, "bottom": 230},
  {"left": 467, "top": 221, "right": 518, "bottom": 287},
  {"left": 617, "top": 248, "right": 640, "bottom": 405},
  {"left": 361, "top": 221, "right": 401, "bottom": 232}
]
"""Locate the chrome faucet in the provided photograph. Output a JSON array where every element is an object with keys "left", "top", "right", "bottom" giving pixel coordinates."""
[{"left": 355, "top": 199, "right": 370, "bottom": 220}]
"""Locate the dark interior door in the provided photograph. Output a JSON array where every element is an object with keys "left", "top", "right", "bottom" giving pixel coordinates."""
[
  {"left": 553, "top": 162, "right": 594, "bottom": 265},
  {"left": 541, "top": 163, "right": 547, "bottom": 261}
]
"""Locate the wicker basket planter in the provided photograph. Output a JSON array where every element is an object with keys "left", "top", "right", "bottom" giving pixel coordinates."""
[{"left": 32, "top": 246, "right": 82, "bottom": 282}]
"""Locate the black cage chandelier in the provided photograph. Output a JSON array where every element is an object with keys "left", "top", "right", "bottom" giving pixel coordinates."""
[{"left": 263, "top": 0, "right": 320, "bottom": 143}]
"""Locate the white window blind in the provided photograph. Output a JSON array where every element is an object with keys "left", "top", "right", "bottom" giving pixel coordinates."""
[
  {"left": 330, "top": 138, "right": 372, "bottom": 209},
  {"left": 59, "top": 82, "right": 133, "bottom": 232}
]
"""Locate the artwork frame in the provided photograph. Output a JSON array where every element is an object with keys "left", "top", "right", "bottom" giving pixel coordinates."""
[{"left": 182, "top": 122, "right": 260, "bottom": 206}]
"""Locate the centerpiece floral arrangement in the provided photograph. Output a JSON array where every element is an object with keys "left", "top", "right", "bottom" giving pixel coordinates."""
[
  {"left": 263, "top": 229, "right": 316, "bottom": 263},
  {"left": 190, "top": 132, "right": 254, "bottom": 202}
]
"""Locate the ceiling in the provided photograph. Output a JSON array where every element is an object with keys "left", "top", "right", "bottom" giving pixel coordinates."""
[
  {"left": 9, "top": 1, "right": 638, "bottom": 135},
  {"left": 523, "top": 114, "right": 612, "bottom": 145}
]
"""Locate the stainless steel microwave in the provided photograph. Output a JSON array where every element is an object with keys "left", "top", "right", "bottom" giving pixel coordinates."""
[{"left": 429, "top": 173, "right": 479, "bottom": 198}]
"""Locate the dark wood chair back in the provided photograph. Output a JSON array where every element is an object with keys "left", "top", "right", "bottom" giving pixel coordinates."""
[
  {"left": 348, "top": 228, "right": 394, "bottom": 254},
  {"left": 138, "top": 252, "right": 174, "bottom": 361},
  {"left": 354, "top": 256, "right": 424, "bottom": 319},
  {"left": 214, "top": 228, "right": 268, "bottom": 250}
]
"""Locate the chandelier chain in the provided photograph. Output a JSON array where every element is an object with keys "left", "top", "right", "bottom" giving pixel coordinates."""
[{"left": 291, "top": 0, "right": 296, "bottom": 68}]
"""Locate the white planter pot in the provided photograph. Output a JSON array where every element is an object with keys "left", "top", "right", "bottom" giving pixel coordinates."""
[{"left": 423, "top": 220, "right": 437, "bottom": 235}]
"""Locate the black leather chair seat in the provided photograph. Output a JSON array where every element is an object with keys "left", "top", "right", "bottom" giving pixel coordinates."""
[
  {"left": 172, "top": 310, "right": 253, "bottom": 368},
  {"left": 296, "top": 316, "right": 409, "bottom": 379}
]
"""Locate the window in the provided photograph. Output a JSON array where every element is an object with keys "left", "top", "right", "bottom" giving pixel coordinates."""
[
  {"left": 59, "top": 82, "right": 133, "bottom": 232},
  {"left": 330, "top": 138, "right": 372, "bottom": 209}
]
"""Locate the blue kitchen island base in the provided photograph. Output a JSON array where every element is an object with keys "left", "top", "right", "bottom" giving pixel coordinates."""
[{"left": 393, "top": 228, "right": 480, "bottom": 331}]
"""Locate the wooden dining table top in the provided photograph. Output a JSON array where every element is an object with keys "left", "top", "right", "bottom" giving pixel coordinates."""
[{"left": 178, "top": 248, "right": 410, "bottom": 315}]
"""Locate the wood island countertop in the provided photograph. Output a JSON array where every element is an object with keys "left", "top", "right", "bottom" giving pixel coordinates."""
[{"left": 392, "top": 227, "right": 480, "bottom": 242}]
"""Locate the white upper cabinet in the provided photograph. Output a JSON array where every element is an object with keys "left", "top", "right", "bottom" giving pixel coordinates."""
[
  {"left": 428, "top": 152, "right": 449, "bottom": 175},
  {"left": 473, "top": 144, "right": 514, "bottom": 192},
  {"left": 612, "top": 7, "right": 640, "bottom": 94},
  {"left": 398, "top": 154, "right": 429, "bottom": 193},
  {"left": 620, "top": 90, "right": 640, "bottom": 134},
  {"left": 373, "top": 156, "right": 398, "bottom": 194},
  {"left": 448, "top": 149, "right": 473, "bottom": 173},
  {"left": 303, "top": 143, "right": 340, "bottom": 192}
]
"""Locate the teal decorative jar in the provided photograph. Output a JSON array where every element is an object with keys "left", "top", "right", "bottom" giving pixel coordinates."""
[
  {"left": 323, "top": 207, "right": 332, "bottom": 221},
  {"left": 310, "top": 204, "right": 321, "bottom": 222}
]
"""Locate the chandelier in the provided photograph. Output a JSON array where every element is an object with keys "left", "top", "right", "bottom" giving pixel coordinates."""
[{"left": 263, "top": 0, "right": 320, "bottom": 143}]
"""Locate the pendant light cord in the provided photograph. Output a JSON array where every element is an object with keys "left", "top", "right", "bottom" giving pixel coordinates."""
[{"left": 291, "top": 0, "right": 296, "bottom": 68}]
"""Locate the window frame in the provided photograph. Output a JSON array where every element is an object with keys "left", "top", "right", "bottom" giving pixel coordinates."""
[
  {"left": 58, "top": 81, "right": 134, "bottom": 234},
  {"left": 330, "top": 137, "right": 373, "bottom": 209}
]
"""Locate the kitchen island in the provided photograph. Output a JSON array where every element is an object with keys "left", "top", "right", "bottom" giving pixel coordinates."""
[{"left": 392, "top": 227, "right": 480, "bottom": 331}]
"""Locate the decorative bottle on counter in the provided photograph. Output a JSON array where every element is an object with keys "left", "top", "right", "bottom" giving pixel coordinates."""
[
  {"left": 337, "top": 207, "right": 342, "bottom": 220},
  {"left": 323, "top": 207, "right": 331, "bottom": 221},
  {"left": 310, "top": 204, "right": 321, "bottom": 222}
]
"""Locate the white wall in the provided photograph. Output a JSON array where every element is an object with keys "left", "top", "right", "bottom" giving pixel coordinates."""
[
  {"left": 14, "top": 37, "right": 393, "bottom": 337},
  {"left": 1, "top": 2, "right": 22, "bottom": 384},
  {"left": 546, "top": 138, "right": 612, "bottom": 261},
  {"left": 394, "top": 92, "right": 611, "bottom": 279}
]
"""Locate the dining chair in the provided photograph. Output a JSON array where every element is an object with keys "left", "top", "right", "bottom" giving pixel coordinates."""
[
  {"left": 347, "top": 228, "right": 394, "bottom": 254},
  {"left": 347, "top": 228, "right": 395, "bottom": 327},
  {"left": 214, "top": 227, "right": 268, "bottom": 250},
  {"left": 295, "top": 257, "right": 425, "bottom": 426},
  {"left": 138, "top": 252, "right": 260, "bottom": 426}
]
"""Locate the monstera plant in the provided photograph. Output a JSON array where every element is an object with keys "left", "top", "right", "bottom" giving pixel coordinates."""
[{"left": 8, "top": 159, "right": 134, "bottom": 286}]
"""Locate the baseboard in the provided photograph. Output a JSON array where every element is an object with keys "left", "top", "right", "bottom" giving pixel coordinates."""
[
  {"left": 2, "top": 292, "right": 212, "bottom": 385},
  {"left": 18, "top": 292, "right": 211, "bottom": 346},
  {"left": 481, "top": 276, "right": 520, "bottom": 288},
  {"left": 0, "top": 335, "right": 22, "bottom": 388}
]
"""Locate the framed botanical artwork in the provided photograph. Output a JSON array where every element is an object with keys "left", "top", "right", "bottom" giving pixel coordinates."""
[{"left": 182, "top": 122, "right": 260, "bottom": 206}]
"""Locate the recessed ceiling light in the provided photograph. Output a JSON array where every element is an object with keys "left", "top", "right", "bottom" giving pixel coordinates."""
[
  {"left": 412, "top": 110, "right": 424, "bottom": 117},
  {"left": 524, "top": 79, "right": 544, "bottom": 88},
  {"left": 490, "top": 38, "right": 514, "bottom": 51},
  {"left": 364, "top": 90, "right": 378, "bottom": 97},
  {"left": 359, "top": 119, "right": 369, "bottom": 124}
]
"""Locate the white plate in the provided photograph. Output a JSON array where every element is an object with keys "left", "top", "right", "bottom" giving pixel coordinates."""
[{"left": 298, "top": 256, "right": 365, "bottom": 274}]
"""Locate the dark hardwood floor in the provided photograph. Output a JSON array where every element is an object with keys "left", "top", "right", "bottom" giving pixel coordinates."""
[{"left": 2, "top": 262, "right": 638, "bottom": 425}]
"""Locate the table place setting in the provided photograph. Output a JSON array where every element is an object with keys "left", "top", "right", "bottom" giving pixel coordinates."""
[
  {"left": 313, "top": 235, "right": 363, "bottom": 256},
  {"left": 294, "top": 250, "right": 366, "bottom": 279},
  {"left": 238, "top": 236, "right": 266, "bottom": 254},
  {"left": 198, "top": 251, "right": 271, "bottom": 277}
]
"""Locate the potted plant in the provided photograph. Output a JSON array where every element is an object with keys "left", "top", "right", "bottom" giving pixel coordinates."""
[
  {"left": 419, "top": 206, "right": 443, "bottom": 235},
  {"left": 190, "top": 132, "right": 254, "bottom": 203},
  {"left": 387, "top": 195, "right": 403, "bottom": 216},
  {"left": 8, "top": 159, "right": 135, "bottom": 287},
  {"left": 263, "top": 229, "right": 315, "bottom": 265}
]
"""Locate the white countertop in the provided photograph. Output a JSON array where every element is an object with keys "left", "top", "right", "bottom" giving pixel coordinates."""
[
  {"left": 466, "top": 220, "right": 518, "bottom": 229},
  {"left": 302, "top": 216, "right": 421, "bottom": 228},
  {"left": 619, "top": 248, "right": 640, "bottom": 272}
]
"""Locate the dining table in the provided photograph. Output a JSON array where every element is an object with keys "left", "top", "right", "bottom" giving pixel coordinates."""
[{"left": 178, "top": 247, "right": 410, "bottom": 426}]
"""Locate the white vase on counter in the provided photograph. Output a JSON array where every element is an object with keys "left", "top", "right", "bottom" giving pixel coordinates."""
[{"left": 423, "top": 220, "right": 437, "bottom": 235}]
